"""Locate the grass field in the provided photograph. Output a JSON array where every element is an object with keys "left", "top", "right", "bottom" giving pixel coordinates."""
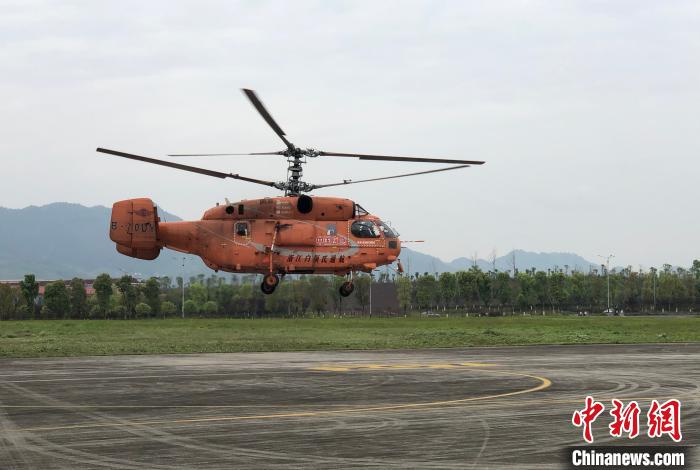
[{"left": 0, "top": 315, "right": 698, "bottom": 358}]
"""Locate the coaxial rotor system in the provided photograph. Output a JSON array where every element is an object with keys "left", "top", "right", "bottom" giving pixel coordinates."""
[{"left": 97, "top": 89, "right": 484, "bottom": 195}]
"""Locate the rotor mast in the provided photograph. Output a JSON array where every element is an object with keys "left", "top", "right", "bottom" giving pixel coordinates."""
[
  {"left": 283, "top": 147, "right": 308, "bottom": 196},
  {"left": 286, "top": 152, "right": 303, "bottom": 196}
]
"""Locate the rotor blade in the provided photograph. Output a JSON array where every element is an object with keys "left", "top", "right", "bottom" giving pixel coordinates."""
[
  {"left": 311, "top": 164, "right": 471, "bottom": 189},
  {"left": 318, "top": 151, "right": 484, "bottom": 165},
  {"left": 241, "top": 88, "right": 293, "bottom": 149},
  {"left": 96, "top": 148, "right": 278, "bottom": 187},
  {"left": 167, "top": 152, "right": 284, "bottom": 157}
]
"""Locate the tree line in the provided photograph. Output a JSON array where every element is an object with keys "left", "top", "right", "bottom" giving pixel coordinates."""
[
  {"left": 0, "top": 260, "right": 698, "bottom": 320},
  {"left": 400, "top": 261, "right": 699, "bottom": 314},
  {"left": 0, "top": 273, "right": 374, "bottom": 320}
]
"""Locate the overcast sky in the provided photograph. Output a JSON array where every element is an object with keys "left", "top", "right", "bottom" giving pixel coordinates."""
[{"left": 2, "top": 1, "right": 698, "bottom": 268}]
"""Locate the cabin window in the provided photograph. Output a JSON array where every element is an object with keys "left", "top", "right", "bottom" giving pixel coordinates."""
[
  {"left": 351, "top": 220, "right": 380, "bottom": 238},
  {"left": 236, "top": 222, "right": 249, "bottom": 237}
]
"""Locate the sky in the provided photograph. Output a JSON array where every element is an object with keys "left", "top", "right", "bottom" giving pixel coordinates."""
[{"left": 1, "top": 0, "right": 699, "bottom": 268}]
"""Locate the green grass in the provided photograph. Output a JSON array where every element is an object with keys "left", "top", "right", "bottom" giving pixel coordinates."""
[{"left": 0, "top": 315, "right": 697, "bottom": 358}]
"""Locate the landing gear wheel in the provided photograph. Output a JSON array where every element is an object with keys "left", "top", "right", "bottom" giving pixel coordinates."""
[
  {"left": 261, "top": 273, "right": 279, "bottom": 295},
  {"left": 263, "top": 273, "right": 280, "bottom": 288},
  {"left": 261, "top": 282, "right": 275, "bottom": 294},
  {"left": 339, "top": 281, "right": 354, "bottom": 297}
]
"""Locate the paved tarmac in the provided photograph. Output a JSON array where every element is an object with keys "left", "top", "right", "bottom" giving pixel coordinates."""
[{"left": 0, "top": 343, "right": 698, "bottom": 469}]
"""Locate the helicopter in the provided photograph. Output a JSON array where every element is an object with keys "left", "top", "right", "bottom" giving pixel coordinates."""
[{"left": 98, "top": 89, "right": 484, "bottom": 296}]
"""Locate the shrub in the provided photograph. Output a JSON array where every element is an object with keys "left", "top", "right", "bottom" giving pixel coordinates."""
[
  {"left": 183, "top": 300, "right": 199, "bottom": 315},
  {"left": 161, "top": 301, "right": 177, "bottom": 317},
  {"left": 202, "top": 300, "right": 218, "bottom": 315},
  {"left": 134, "top": 302, "right": 152, "bottom": 318},
  {"left": 89, "top": 304, "right": 102, "bottom": 319},
  {"left": 110, "top": 305, "right": 126, "bottom": 319}
]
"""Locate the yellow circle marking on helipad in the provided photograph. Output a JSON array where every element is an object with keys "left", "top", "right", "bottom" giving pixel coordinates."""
[{"left": 17, "top": 364, "right": 551, "bottom": 433}]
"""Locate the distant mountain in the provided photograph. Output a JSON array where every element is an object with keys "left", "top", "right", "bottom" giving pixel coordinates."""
[
  {"left": 0, "top": 203, "right": 596, "bottom": 279},
  {"left": 399, "top": 248, "right": 597, "bottom": 275},
  {"left": 0, "top": 203, "right": 210, "bottom": 279}
]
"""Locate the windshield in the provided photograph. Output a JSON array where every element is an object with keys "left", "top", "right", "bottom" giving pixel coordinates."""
[{"left": 378, "top": 221, "right": 398, "bottom": 238}]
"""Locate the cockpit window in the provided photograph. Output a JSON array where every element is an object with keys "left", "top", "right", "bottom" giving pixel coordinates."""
[
  {"left": 354, "top": 203, "right": 369, "bottom": 217},
  {"left": 351, "top": 220, "right": 380, "bottom": 238},
  {"left": 378, "top": 221, "right": 398, "bottom": 238}
]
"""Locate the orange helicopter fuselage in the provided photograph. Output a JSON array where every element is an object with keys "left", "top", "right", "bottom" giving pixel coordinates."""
[{"left": 109, "top": 196, "right": 401, "bottom": 275}]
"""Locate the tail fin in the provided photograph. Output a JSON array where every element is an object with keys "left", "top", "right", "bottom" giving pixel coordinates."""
[{"left": 110, "top": 198, "right": 161, "bottom": 260}]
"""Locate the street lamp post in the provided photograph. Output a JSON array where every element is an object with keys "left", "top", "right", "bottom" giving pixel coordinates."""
[
  {"left": 598, "top": 254, "right": 615, "bottom": 312},
  {"left": 369, "top": 271, "right": 373, "bottom": 318},
  {"left": 181, "top": 257, "right": 186, "bottom": 319},
  {"left": 651, "top": 267, "right": 657, "bottom": 312},
  {"left": 173, "top": 257, "right": 186, "bottom": 318}
]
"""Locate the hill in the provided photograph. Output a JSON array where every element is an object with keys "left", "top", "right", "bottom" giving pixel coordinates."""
[
  {"left": 0, "top": 203, "right": 596, "bottom": 279},
  {"left": 399, "top": 248, "right": 596, "bottom": 275},
  {"left": 0, "top": 203, "right": 210, "bottom": 279}
]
